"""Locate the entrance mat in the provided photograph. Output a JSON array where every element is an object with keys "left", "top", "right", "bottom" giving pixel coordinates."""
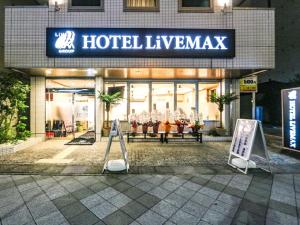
[{"left": 65, "top": 131, "right": 95, "bottom": 145}]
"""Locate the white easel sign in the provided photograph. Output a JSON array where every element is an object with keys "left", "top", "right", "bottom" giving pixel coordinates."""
[
  {"left": 228, "top": 119, "right": 271, "bottom": 174},
  {"left": 102, "top": 120, "right": 129, "bottom": 173}
]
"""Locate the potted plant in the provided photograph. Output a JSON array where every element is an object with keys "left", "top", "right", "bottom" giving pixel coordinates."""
[
  {"left": 189, "top": 120, "right": 201, "bottom": 134},
  {"left": 164, "top": 121, "right": 172, "bottom": 134},
  {"left": 175, "top": 119, "right": 187, "bottom": 134},
  {"left": 210, "top": 92, "right": 238, "bottom": 136},
  {"left": 152, "top": 120, "right": 161, "bottom": 134},
  {"left": 98, "top": 91, "right": 122, "bottom": 136},
  {"left": 140, "top": 122, "right": 148, "bottom": 134},
  {"left": 130, "top": 120, "right": 138, "bottom": 136}
]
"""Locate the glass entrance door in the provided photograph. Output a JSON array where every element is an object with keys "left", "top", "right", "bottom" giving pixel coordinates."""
[
  {"left": 45, "top": 79, "right": 95, "bottom": 141},
  {"left": 73, "top": 92, "right": 95, "bottom": 138}
]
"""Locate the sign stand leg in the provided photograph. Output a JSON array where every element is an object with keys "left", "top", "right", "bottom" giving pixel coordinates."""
[{"left": 228, "top": 154, "right": 250, "bottom": 174}]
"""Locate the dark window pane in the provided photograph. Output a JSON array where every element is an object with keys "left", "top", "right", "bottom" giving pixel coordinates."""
[
  {"left": 127, "top": 0, "right": 156, "bottom": 8},
  {"left": 182, "top": 0, "right": 210, "bottom": 7},
  {"left": 72, "top": 0, "right": 101, "bottom": 6}
]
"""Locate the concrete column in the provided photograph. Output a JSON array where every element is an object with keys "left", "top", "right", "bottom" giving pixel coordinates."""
[
  {"left": 95, "top": 76, "right": 104, "bottom": 142},
  {"left": 30, "top": 76, "right": 46, "bottom": 138},
  {"left": 221, "top": 79, "right": 230, "bottom": 134},
  {"left": 231, "top": 79, "right": 240, "bottom": 134}
]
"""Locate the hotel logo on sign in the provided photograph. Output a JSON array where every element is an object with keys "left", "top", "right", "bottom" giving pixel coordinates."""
[
  {"left": 47, "top": 28, "right": 235, "bottom": 58},
  {"left": 54, "top": 31, "right": 75, "bottom": 54}
]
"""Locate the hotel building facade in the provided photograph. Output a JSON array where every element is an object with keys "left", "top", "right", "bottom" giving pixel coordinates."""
[{"left": 4, "top": 0, "right": 275, "bottom": 141}]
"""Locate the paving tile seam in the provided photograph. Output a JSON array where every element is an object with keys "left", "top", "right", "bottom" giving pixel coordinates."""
[
  {"left": 229, "top": 174, "right": 254, "bottom": 225},
  {"left": 76, "top": 177, "right": 138, "bottom": 224},
  {"left": 263, "top": 175, "right": 274, "bottom": 225},
  {"left": 10, "top": 176, "right": 38, "bottom": 225},
  {"left": 115, "top": 175, "right": 196, "bottom": 224},
  {"left": 235, "top": 175, "right": 274, "bottom": 225},
  {"left": 292, "top": 175, "right": 300, "bottom": 225},
  {"left": 32, "top": 175, "right": 78, "bottom": 225},
  {"left": 3, "top": 174, "right": 300, "bottom": 225},
  {"left": 197, "top": 174, "right": 239, "bottom": 221},
  {"left": 126, "top": 174, "right": 233, "bottom": 223},
  {"left": 156, "top": 174, "right": 218, "bottom": 222}
]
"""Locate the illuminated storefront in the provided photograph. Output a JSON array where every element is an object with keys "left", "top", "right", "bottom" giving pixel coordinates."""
[{"left": 4, "top": 0, "right": 275, "bottom": 141}]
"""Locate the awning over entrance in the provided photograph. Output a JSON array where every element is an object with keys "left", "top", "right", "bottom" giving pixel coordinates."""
[{"left": 13, "top": 68, "right": 267, "bottom": 79}]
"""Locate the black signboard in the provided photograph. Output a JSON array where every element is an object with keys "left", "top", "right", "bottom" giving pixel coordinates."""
[
  {"left": 282, "top": 87, "right": 300, "bottom": 151},
  {"left": 46, "top": 28, "right": 235, "bottom": 58}
]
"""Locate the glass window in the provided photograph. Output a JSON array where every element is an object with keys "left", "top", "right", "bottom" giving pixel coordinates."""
[
  {"left": 130, "top": 83, "right": 149, "bottom": 115},
  {"left": 198, "top": 82, "right": 220, "bottom": 121},
  {"left": 176, "top": 83, "right": 196, "bottom": 117},
  {"left": 179, "top": 0, "right": 212, "bottom": 12},
  {"left": 182, "top": 0, "right": 210, "bottom": 7},
  {"left": 69, "top": 0, "right": 103, "bottom": 10},
  {"left": 105, "top": 83, "right": 128, "bottom": 121},
  {"left": 125, "top": 0, "right": 159, "bottom": 11},
  {"left": 152, "top": 83, "right": 174, "bottom": 113}
]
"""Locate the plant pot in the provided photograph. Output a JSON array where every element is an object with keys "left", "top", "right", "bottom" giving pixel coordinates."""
[
  {"left": 131, "top": 126, "right": 137, "bottom": 134},
  {"left": 153, "top": 123, "right": 160, "bottom": 133},
  {"left": 177, "top": 125, "right": 185, "bottom": 134},
  {"left": 102, "top": 127, "right": 111, "bottom": 137},
  {"left": 142, "top": 124, "right": 148, "bottom": 134},
  {"left": 164, "top": 123, "right": 171, "bottom": 134},
  {"left": 216, "top": 127, "right": 227, "bottom": 136},
  {"left": 192, "top": 127, "right": 200, "bottom": 134}
]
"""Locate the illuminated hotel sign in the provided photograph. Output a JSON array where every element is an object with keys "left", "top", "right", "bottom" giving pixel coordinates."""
[
  {"left": 46, "top": 28, "right": 235, "bottom": 58},
  {"left": 282, "top": 88, "right": 300, "bottom": 151}
]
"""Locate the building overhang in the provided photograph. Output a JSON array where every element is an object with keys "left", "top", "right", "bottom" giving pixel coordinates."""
[{"left": 10, "top": 68, "right": 268, "bottom": 80}]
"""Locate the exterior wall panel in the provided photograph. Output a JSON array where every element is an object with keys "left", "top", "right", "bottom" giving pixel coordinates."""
[{"left": 4, "top": 1, "right": 275, "bottom": 70}]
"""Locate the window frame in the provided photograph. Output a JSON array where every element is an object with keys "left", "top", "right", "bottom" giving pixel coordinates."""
[
  {"left": 178, "top": 0, "right": 214, "bottom": 13},
  {"left": 68, "top": 0, "right": 104, "bottom": 12},
  {"left": 123, "top": 0, "right": 160, "bottom": 12}
]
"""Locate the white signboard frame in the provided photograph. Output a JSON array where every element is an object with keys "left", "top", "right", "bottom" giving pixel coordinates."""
[
  {"left": 228, "top": 119, "right": 271, "bottom": 174},
  {"left": 102, "top": 120, "right": 129, "bottom": 173}
]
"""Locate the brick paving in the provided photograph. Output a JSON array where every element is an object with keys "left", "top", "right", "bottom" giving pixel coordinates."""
[
  {"left": 1, "top": 173, "right": 299, "bottom": 225},
  {"left": 1, "top": 138, "right": 300, "bottom": 175}
]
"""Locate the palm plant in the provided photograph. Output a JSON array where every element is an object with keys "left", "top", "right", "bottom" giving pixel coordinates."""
[
  {"left": 98, "top": 91, "right": 122, "bottom": 128},
  {"left": 210, "top": 92, "right": 238, "bottom": 128}
]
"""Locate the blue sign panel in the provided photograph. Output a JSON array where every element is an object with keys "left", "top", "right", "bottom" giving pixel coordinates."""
[
  {"left": 46, "top": 28, "right": 235, "bottom": 58},
  {"left": 282, "top": 88, "right": 300, "bottom": 151}
]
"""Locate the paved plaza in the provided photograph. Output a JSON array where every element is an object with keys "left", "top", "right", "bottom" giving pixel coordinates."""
[
  {"left": 0, "top": 135, "right": 300, "bottom": 175},
  {"left": 0, "top": 173, "right": 299, "bottom": 225}
]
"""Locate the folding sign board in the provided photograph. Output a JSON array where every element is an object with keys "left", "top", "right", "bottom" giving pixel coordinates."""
[
  {"left": 102, "top": 120, "right": 129, "bottom": 173},
  {"left": 228, "top": 119, "right": 271, "bottom": 174}
]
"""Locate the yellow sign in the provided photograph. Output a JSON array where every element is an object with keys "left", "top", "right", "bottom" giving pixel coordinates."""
[{"left": 240, "top": 76, "right": 257, "bottom": 93}]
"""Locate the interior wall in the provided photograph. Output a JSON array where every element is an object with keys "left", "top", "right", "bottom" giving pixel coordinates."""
[
  {"left": 46, "top": 93, "right": 73, "bottom": 127},
  {"left": 198, "top": 89, "right": 219, "bottom": 121}
]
